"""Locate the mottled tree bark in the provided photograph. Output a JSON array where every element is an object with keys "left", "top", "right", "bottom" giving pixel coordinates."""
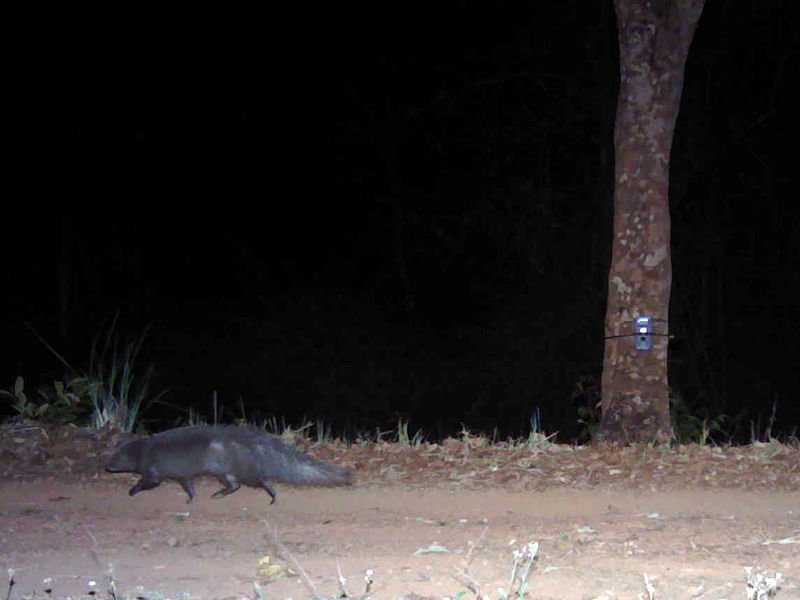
[{"left": 601, "top": 0, "right": 704, "bottom": 444}]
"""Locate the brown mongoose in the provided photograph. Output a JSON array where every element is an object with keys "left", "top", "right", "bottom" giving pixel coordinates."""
[{"left": 106, "top": 425, "right": 351, "bottom": 504}]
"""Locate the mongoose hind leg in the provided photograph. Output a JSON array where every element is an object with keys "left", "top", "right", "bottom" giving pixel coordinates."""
[
  {"left": 259, "top": 479, "right": 277, "bottom": 504},
  {"left": 129, "top": 477, "right": 161, "bottom": 496},
  {"left": 212, "top": 474, "right": 241, "bottom": 498}
]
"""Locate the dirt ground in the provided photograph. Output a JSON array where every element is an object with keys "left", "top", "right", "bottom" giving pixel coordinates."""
[{"left": 0, "top": 424, "right": 797, "bottom": 599}]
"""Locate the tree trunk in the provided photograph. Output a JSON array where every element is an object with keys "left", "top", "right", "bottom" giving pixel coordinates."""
[{"left": 600, "top": 0, "right": 705, "bottom": 444}]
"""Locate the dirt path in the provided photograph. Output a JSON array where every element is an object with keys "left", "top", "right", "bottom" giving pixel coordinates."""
[{"left": 1, "top": 480, "right": 796, "bottom": 599}]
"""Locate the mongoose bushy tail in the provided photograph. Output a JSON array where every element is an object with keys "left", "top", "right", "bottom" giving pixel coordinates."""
[{"left": 106, "top": 425, "right": 351, "bottom": 504}]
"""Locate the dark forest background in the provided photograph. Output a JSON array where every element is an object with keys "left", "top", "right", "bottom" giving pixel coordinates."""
[{"left": 3, "top": 1, "right": 798, "bottom": 441}]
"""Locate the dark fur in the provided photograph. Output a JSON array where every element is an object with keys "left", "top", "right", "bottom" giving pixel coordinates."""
[{"left": 106, "top": 425, "right": 351, "bottom": 504}]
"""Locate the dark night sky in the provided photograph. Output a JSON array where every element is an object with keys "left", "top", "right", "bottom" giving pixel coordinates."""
[{"left": 4, "top": 1, "right": 799, "bottom": 440}]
